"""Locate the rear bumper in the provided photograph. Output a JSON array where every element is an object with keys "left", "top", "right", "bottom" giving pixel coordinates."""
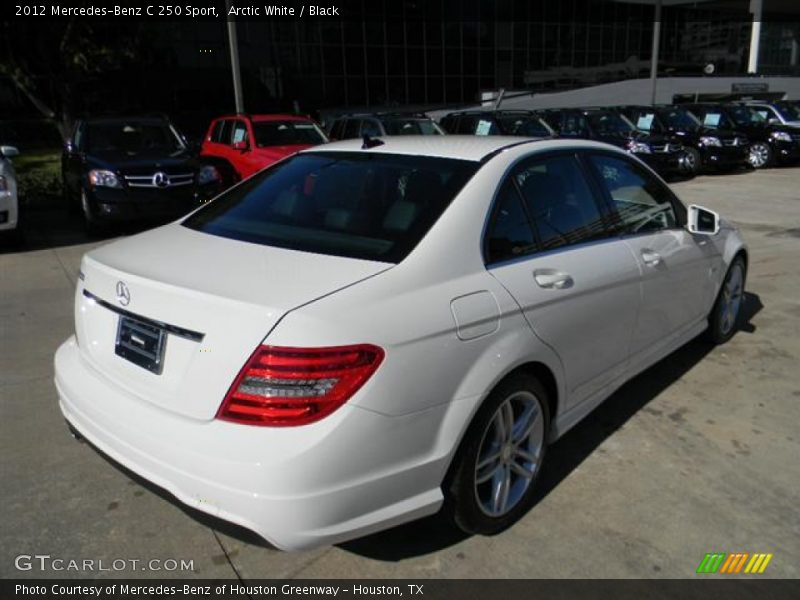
[{"left": 54, "top": 336, "right": 447, "bottom": 550}]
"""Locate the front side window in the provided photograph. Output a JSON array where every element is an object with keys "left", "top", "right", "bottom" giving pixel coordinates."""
[
  {"left": 210, "top": 120, "right": 225, "bottom": 143},
  {"left": 231, "top": 121, "right": 248, "bottom": 145},
  {"left": 515, "top": 154, "right": 609, "bottom": 250},
  {"left": 588, "top": 153, "right": 678, "bottom": 235},
  {"left": 183, "top": 152, "right": 479, "bottom": 263}
]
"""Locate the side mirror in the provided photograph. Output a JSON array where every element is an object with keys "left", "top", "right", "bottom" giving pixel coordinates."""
[
  {"left": 686, "top": 204, "right": 720, "bottom": 235},
  {"left": 0, "top": 145, "right": 20, "bottom": 158},
  {"left": 232, "top": 140, "right": 248, "bottom": 151},
  {"left": 768, "top": 117, "right": 779, "bottom": 125}
]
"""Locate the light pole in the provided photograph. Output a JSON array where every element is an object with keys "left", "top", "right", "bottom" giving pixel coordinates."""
[
  {"left": 650, "top": 0, "right": 663, "bottom": 105},
  {"left": 225, "top": 0, "right": 245, "bottom": 113}
]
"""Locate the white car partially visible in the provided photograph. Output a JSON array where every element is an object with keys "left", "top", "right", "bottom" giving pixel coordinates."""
[
  {"left": 55, "top": 136, "right": 747, "bottom": 550},
  {"left": 0, "top": 145, "right": 21, "bottom": 241}
]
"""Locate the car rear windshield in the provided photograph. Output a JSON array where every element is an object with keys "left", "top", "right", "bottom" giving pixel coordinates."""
[
  {"left": 85, "top": 120, "right": 184, "bottom": 154},
  {"left": 252, "top": 121, "right": 327, "bottom": 147},
  {"left": 380, "top": 118, "right": 443, "bottom": 136},
  {"left": 182, "top": 152, "right": 479, "bottom": 263}
]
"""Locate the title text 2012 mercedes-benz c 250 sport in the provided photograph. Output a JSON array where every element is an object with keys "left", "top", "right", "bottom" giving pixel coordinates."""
[{"left": 55, "top": 136, "right": 747, "bottom": 550}]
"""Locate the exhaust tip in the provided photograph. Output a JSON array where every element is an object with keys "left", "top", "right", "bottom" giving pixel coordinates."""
[{"left": 66, "top": 421, "right": 84, "bottom": 442}]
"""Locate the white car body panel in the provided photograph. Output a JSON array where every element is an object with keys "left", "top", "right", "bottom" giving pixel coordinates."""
[
  {"left": 0, "top": 149, "right": 19, "bottom": 232},
  {"left": 55, "top": 136, "right": 747, "bottom": 550}
]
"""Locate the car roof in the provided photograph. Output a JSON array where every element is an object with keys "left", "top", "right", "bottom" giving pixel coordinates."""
[
  {"left": 213, "top": 114, "right": 312, "bottom": 122},
  {"left": 299, "top": 135, "right": 597, "bottom": 162},
  {"left": 82, "top": 116, "right": 170, "bottom": 124}
]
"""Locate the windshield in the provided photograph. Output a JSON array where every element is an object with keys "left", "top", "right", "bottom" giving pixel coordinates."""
[
  {"left": 85, "top": 120, "right": 184, "bottom": 154},
  {"left": 774, "top": 103, "right": 800, "bottom": 121},
  {"left": 728, "top": 106, "right": 766, "bottom": 127},
  {"left": 252, "top": 120, "right": 327, "bottom": 147},
  {"left": 660, "top": 108, "right": 700, "bottom": 130},
  {"left": 182, "top": 152, "right": 479, "bottom": 263},
  {"left": 381, "top": 118, "right": 443, "bottom": 136},
  {"left": 588, "top": 112, "right": 634, "bottom": 134},
  {"left": 497, "top": 116, "right": 553, "bottom": 137}
]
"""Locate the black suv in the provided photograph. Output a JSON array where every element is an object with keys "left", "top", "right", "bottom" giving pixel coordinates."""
[
  {"left": 439, "top": 110, "right": 555, "bottom": 137},
  {"left": 618, "top": 105, "right": 750, "bottom": 174},
  {"left": 327, "top": 112, "right": 444, "bottom": 140},
  {"left": 539, "top": 108, "right": 685, "bottom": 176},
  {"left": 742, "top": 101, "right": 800, "bottom": 128},
  {"left": 62, "top": 115, "right": 221, "bottom": 233},
  {"left": 683, "top": 103, "right": 800, "bottom": 168}
]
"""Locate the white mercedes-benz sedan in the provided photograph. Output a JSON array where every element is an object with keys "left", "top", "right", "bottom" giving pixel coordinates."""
[{"left": 55, "top": 136, "right": 747, "bottom": 550}]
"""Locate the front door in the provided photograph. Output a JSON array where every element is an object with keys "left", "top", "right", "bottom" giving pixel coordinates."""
[{"left": 486, "top": 153, "right": 642, "bottom": 407}]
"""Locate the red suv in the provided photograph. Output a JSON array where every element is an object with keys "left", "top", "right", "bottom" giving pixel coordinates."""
[{"left": 200, "top": 114, "right": 328, "bottom": 185}]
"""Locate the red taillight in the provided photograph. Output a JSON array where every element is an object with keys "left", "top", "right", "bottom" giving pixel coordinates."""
[{"left": 217, "top": 344, "right": 384, "bottom": 426}]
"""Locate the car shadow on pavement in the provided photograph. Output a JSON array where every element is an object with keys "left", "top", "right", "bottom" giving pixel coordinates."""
[
  {"left": 70, "top": 292, "right": 762, "bottom": 560},
  {"left": 0, "top": 204, "right": 166, "bottom": 254},
  {"left": 339, "top": 291, "right": 763, "bottom": 561}
]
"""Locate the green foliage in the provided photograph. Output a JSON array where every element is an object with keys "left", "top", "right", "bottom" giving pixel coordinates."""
[{"left": 13, "top": 149, "right": 62, "bottom": 206}]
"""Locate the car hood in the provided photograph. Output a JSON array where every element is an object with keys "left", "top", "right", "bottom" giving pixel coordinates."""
[
  {"left": 84, "top": 148, "right": 199, "bottom": 174},
  {"left": 251, "top": 144, "right": 315, "bottom": 163}
]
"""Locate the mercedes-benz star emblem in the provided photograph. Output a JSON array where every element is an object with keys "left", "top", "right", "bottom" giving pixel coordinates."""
[
  {"left": 116, "top": 281, "right": 131, "bottom": 307},
  {"left": 152, "top": 172, "right": 170, "bottom": 188}
]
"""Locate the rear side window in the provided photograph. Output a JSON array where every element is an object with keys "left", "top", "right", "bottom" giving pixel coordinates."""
[
  {"left": 182, "top": 152, "right": 479, "bottom": 263},
  {"left": 455, "top": 116, "right": 478, "bottom": 134},
  {"left": 485, "top": 180, "right": 536, "bottom": 264},
  {"left": 342, "top": 119, "right": 361, "bottom": 139},
  {"left": 515, "top": 155, "right": 609, "bottom": 250},
  {"left": 588, "top": 153, "right": 679, "bottom": 234}
]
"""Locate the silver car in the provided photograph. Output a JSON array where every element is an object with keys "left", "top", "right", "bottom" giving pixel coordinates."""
[{"left": 0, "top": 145, "right": 21, "bottom": 241}]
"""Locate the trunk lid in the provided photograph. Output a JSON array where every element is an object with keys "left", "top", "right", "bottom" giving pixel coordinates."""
[{"left": 76, "top": 224, "right": 391, "bottom": 420}]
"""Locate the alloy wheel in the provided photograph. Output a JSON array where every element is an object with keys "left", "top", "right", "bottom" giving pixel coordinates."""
[
  {"left": 748, "top": 143, "right": 770, "bottom": 168},
  {"left": 474, "top": 391, "right": 545, "bottom": 517},
  {"left": 719, "top": 262, "right": 744, "bottom": 335}
]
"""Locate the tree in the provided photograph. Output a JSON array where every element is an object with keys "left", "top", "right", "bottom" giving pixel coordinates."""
[{"left": 0, "top": 19, "right": 148, "bottom": 140}]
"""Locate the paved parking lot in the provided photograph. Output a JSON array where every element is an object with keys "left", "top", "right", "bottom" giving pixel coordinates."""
[{"left": 1, "top": 167, "right": 799, "bottom": 580}]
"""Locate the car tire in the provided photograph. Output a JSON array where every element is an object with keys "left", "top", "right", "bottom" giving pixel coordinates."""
[
  {"left": 64, "top": 178, "right": 80, "bottom": 215},
  {"left": 682, "top": 148, "right": 701, "bottom": 175},
  {"left": 80, "top": 188, "right": 106, "bottom": 237},
  {"left": 748, "top": 142, "right": 773, "bottom": 169},
  {"left": 446, "top": 372, "right": 550, "bottom": 535},
  {"left": 706, "top": 256, "right": 746, "bottom": 345}
]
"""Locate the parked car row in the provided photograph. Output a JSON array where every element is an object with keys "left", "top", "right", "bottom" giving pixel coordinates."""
[
  {"left": 24, "top": 99, "right": 796, "bottom": 238},
  {"left": 437, "top": 101, "right": 800, "bottom": 175}
]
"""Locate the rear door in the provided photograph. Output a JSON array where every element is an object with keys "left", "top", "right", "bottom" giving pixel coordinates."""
[
  {"left": 585, "top": 151, "right": 718, "bottom": 361},
  {"left": 486, "top": 152, "right": 641, "bottom": 408}
]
